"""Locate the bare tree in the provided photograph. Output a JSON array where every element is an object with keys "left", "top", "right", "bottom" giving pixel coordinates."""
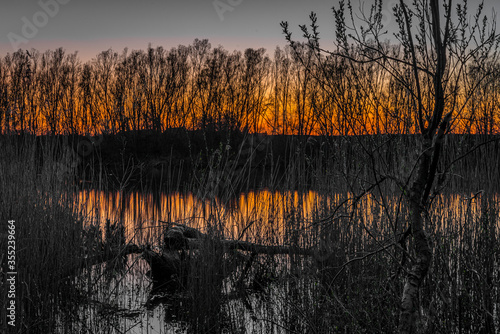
[
  {"left": 282, "top": 0, "right": 499, "bottom": 331},
  {"left": 269, "top": 46, "right": 292, "bottom": 135}
]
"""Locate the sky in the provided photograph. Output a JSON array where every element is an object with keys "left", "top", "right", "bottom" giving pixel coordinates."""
[{"left": 0, "top": 0, "right": 497, "bottom": 61}]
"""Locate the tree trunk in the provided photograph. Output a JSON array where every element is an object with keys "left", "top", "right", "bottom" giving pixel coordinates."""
[
  {"left": 399, "top": 137, "right": 433, "bottom": 333},
  {"left": 399, "top": 114, "right": 450, "bottom": 333}
]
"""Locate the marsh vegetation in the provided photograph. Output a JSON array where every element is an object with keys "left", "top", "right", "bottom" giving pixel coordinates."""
[{"left": 1, "top": 131, "right": 499, "bottom": 333}]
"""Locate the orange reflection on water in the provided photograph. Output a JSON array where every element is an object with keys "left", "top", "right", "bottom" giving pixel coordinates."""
[
  {"left": 75, "top": 189, "right": 499, "bottom": 246},
  {"left": 75, "top": 189, "right": 337, "bottom": 244}
]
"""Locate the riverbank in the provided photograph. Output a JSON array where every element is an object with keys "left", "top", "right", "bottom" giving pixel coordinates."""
[{"left": 2, "top": 130, "right": 499, "bottom": 193}]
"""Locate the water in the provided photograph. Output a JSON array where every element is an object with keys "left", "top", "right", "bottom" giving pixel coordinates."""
[
  {"left": 71, "top": 189, "right": 499, "bottom": 333},
  {"left": 75, "top": 189, "right": 337, "bottom": 245}
]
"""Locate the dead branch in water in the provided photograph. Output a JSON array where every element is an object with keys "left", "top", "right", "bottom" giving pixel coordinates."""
[{"left": 161, "top": 222, "right": 315, "bottom": 256}]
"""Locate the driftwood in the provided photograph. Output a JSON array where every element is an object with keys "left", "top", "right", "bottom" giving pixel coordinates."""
[
  {"left": 140, "top": 223, "right": 315, "bottom": 294},
  {"left": 67, "top": 222, "right": 313, "bottom": 291},
  {"left": 67, "top": 220, "right": 143, "bottom": 275},
  {"left": 184, "top": 238, "right": 314, "bottom": 255},
  {"left": 163, "top": 222, "right": 315, "bottom": 255},
  {"left": 65, "top": 222, "right": 314, "bottom": 295},
  {"left": 82, "top": 244, "right": 143, "bottom": 268},
  {"left": 60, "top": 243, "right": 142, "bottom": 281}
]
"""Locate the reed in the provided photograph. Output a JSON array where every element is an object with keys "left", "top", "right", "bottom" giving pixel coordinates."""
[
  {"left": 0, "top": 135, "right": 85, "bottom": 332},
  {"left": 1, "top": 133, "right": 499, "bottom": 333}
]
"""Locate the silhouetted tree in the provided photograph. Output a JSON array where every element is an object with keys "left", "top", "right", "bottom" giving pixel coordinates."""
[{"left": 282, "top": 0, "right": 499, "bottom": 331}]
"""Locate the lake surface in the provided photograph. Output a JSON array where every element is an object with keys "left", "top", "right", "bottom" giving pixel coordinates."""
[
  {"left": 72, "top": 188, "right": 499, "bottom": 333},
  {"left": 76, "top": 188, "right": 495, "bottom": 239},
  {"left": 76, "top": 189, "right": 344, "bottom": 244}
]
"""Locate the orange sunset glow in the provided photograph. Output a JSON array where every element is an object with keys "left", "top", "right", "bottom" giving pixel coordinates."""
[{"left": 0, "top": 42, "right": 499, "bottom": 136}]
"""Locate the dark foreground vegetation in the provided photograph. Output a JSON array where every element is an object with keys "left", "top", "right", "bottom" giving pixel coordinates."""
[
  {"left": 2, "top": 130, "right": 500, "bottom": 192},
  {"left": 0, "top": 134, "right": 499, "bottom": 333}
]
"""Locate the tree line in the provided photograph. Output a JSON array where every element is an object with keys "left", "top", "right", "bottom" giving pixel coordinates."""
[{"left": 0, "top": 38, "right": 499, "bottom": 136}]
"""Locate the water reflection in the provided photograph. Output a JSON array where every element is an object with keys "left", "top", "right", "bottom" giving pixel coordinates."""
[
  {"left": 73, "top": 189, "right": 498, "bottom": 333},
  {"left": 76, "top": 189, "right": 499, "bottom": 244},
  {"left": 76, "top": 189, "right": 340, "bottom": 245}
]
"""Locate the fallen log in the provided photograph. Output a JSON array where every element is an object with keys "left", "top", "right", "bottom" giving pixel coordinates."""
[
  {"left": 184, "top": 238, "right": 315, "bottom": 255},
  {"left": 62, "top": 243, "right": 142, "bottom": 280},
  {"left": 139, "top": 223, "right": 316, "bottom": 295},
  {"left": 161, "top": 222, "right": 315, "bottom": 256},
  {"left": 81, "top": 243, "right": 143, "bottom": 269}
]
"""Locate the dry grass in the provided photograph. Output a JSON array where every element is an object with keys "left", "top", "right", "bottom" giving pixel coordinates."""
[
  {"left": 1, "top": 133, "right": 499, "bottom": 333},
  {"left": 0, "top": 135, "right": 84, "bottom": 332}
]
